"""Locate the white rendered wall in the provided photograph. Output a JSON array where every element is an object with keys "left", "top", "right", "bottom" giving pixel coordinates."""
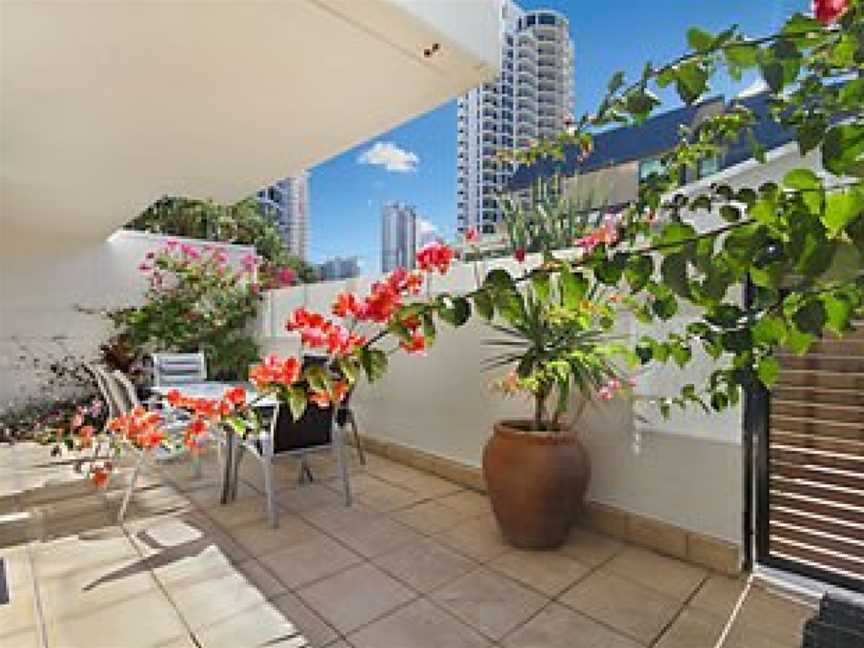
[
  {"left": 0, "top": 231, "right": 253, "bottom": 409},
  {"left": 259, "top": 145, "right": 824, "bottom": 544},
  {"left": 259, "top": 254, "right": 744, "bottom": 543}
]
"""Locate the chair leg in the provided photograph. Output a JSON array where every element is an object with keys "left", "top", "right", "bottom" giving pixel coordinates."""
[
  {"left": 118, "top": 452, "right": 145, "bottom": 523},
  {"left": 297, "top": 456, "right": 314, "bottom": 485},
  {"left": 231, "top": 444, "right": 245, "bottom": 502},
  {"left": 261, "top": 437, "right": 277, "bottom": 528},
  {"left": 348, "top": 412, "right": 365, "bottom": 465},
  {"left": 332, "top": 422, "right": 352, "bottom": 507}
]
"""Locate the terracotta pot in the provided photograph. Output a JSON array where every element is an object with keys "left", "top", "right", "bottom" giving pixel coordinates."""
[{"left": 483, "top": 420, "right": 590, "bottom": 549}]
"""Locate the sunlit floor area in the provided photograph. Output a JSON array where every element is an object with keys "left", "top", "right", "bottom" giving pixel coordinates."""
[{"left": 0, "top": 442, "right": 815, "bottom": 648}]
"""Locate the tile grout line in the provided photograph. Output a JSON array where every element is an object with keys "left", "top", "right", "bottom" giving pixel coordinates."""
[
  {"left": 17, "top": 447, "right": 50, "bottom": 648},
  {"left": 119, "top": 465, "right": 206, "bottom": 648},
  {"left": 648, "top": 572, "right": 712, "bottom": 648}
]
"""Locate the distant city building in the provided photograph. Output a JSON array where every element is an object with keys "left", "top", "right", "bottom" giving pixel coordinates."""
[
  {"left": 256, "top": 171, "right": 309, "bottom": 260},
  {"left": 381, "top": 201, "right": 418, "bottom": 273},
  {"left": 456, "top": 1, "right": 574, "bottom": 235},
  {"left": 318, "top": 255, "right": 361, "bottom": 281},
  {"left": 416, "top": 219, "right": 441, "bottom": 249}
]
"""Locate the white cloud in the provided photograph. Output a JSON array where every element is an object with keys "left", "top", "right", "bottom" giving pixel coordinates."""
[{"left": 357, "top": 141, "right": 419, "bottom": 173}]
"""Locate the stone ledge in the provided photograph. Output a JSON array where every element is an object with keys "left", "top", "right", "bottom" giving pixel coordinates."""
[{"left": 352, "top": 433, "right": 742, "bottom": 575}]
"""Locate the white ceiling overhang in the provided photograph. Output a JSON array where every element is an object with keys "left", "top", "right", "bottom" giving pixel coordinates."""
[{"left": 0, "top": 0, "right": 501, "bottom": 240}]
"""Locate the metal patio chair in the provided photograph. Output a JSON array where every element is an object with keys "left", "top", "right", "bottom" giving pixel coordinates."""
[
  {"left": 226, "top": 356, "right": 352, "bottom": 528},
  {"left": 110, "top": 370, "right": 194, "bottom": 522},
  {"left": 150, "top": 352, "right": 207, "bottom": 387}
]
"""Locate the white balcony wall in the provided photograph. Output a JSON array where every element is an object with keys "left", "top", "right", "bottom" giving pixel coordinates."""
[
  {"left": 0, "top": 231, "right": 252, "bottom": 409},
  {"left": 259, "top": 143, "right": 825, "bottom": 545},
  {"left": 259, "top": 253, "right": 744, "bottom": 544}
]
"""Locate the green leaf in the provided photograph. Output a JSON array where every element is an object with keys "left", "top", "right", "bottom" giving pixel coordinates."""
[
  {"left": 359, "top": 347, "right": 388, "bottom": 382},
  {"left": 651, "top": 293, "right": 679, "bottom": 320},
  {"left": 531, "top": 272, "right": 551, "bottom": 303},
  {"left": 675, "top": 61, "right": 709, "bottom": 104},
  {"left": 793, "top": 300, "right": 827, "bottom": 336},
  {"left": 624, "top": 89, "right": 660, "bottom": 123},
  {"left": 687, "top": 27, "right": 715, "bottom": 53},
  {"left": 669, "top": 342, "right": 692, "bottom": 368},
  {"left": 495, "top": 289, "right": 526, "bottom": 325},
  {"left": 782, "top": 12, "right": 822, "bottom": 36},
  {"left": 822, "top": 124, "right": 864, "bottom": 177},
  {"left": 422, "top": 311, "right": 437, "bottom": 344},
  {"left": 752, "top": 316, "right": 787, "bottom": 346},
  {"left": 288, "top": 386, "right": 308, "bottom": 421},
  {"left": 560, "top": 268, "right": 588, "bottom": 308},
  {"left": 839, "top": 78, "right": 864, "bottom": 108},
  {"left": 656, "top": 221, "right": 697, "bottom": 254},
  {"left": 720, "top": 205, "right": 741, "bottom": 222},
  {"left": 749, "top": 199, "right": 778, "bottom": 227},
  {"left": 783, "top": 168, "right": 820, "bottom": 191},
  {"left": 786, "top": 328, "right": 815, "bottom": 355},
  {"left": 484, "top": 268, "right": 516, "bottom": 292},
  {"left": 757, "top": 357, "right": 780, "bottom": 387},
  {"left": 823, "top": 187, "right": 864, "bottom": 237},
  {"left": 661, "top": 253, "right": 691, "bottom": 298},
  {"left": 724, "top": 43, "right": 758, "bottom": 68},
  {"left": 437, "top": 295, "right": 471, "bottom": 327},
  {"left": 625, "top": 255, "right": 653, "bottom": 293},
  {"left": 823, "top": 293, "right": 854, "bottom": 334},
  {"left": 593, "top": 252, "right": 627, "bottom": 285},
  {"left": 473, "top": 290, "right": 494, "bottom": 321},
  {"left": 607, "top": 70, "right": 626, "bottom": 94}
]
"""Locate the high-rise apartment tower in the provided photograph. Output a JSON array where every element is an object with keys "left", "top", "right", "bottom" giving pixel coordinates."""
[
  {"left": 381, "top": 201, "right": 418, "bottom": 273},
  {"left": 257, "top": 172, "right": 310, "bottom": 260},
  {"left": 456, "top": 2, "right": 573, "bottom": 235}
]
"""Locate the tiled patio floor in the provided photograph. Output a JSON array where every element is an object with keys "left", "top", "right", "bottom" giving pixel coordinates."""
[{"left": 0, "top": 441, "right": 815, "bottom": 647}]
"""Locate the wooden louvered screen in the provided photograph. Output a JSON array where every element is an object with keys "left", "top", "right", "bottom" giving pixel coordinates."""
[{"left": 763, "top": 328, "right": 864, "bottom": 591}]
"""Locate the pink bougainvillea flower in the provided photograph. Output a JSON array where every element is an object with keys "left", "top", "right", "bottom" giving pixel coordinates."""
[
  {"left": 598, "top": 386, "right": 613, "bottom": 401},
  {"left": 241, "top": 253, "right": 257, "bottom": 273},
  {"left": 465, "top": 227, "right": 479, "bottom": 243},
  {"left": 277, "top": 266, "right": 296, "bottom": 287},
  {"left": 514, "top": 248, "right": 527, "bottom": 263},
  {"left": 813, "top": 0, "right": 849, "bottom": 24}
]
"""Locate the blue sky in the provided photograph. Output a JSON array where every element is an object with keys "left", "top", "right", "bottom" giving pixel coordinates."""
[{"left": 308, "top": 0, "right": 806, "bottom": 269}]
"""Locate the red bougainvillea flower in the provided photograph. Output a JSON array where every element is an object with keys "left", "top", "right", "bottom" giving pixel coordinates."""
[
  {"left": 78, "top": 425, "right": 95, "bottom": 448},
  {"left": 416, "top": 241, "right": 455, "bottom": 274},
  {"left": 514, "top": 248, "right": 527, "bottom": 263},
  {"left": 224, "top": 386, "right": 246, "bottom": 408},
  {"left": 332, "top": 292, "right": 362, "bottom": 318},
  {"left": 465, "top": 227, "right": 479, "bottom": 243},
  {"left": 250, "top": 355, "right": 302, "bottom": 390},
  {"left": 91, "top": 466, "right": 110, "bottom": 488},
  {"left": 309, "top": 381, "right": 350, "bottom": 408},
  {"left": 400, "top": 332, "right": 427, "bottom": 354},
  {"left": 813, "top": 0, "right": 849, "bottom": 24},
  {"left": 166, "top": 388, "right": 183, "bottom": 407}
]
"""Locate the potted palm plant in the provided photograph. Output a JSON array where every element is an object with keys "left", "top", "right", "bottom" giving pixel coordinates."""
[{"left": 480, "top": 261, "right": 634, "bottom": 549}]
